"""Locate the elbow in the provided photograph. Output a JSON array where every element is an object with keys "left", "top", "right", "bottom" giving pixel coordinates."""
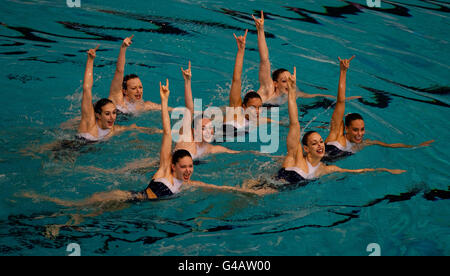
[{"left": 83, "top": 84, "right": 92, "bottom": 92}]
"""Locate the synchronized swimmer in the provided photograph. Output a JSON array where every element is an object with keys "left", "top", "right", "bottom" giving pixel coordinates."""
[
  {"left": 323, "top": 56, "right": 434, "bottom": 162},
  {"left": 24, "top": 10, "right": 435, "bottom": 209},
  {"left": 108, "top": 34, "right": 171, "bottom": 114},
  {"left": 77, "top": 45, "right": 162, "bottom": 142}
]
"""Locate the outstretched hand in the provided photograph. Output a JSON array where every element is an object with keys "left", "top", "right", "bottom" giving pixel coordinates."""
[
  {"left": 233, "top": 29, "right": 248, "bottom": 51},
  {"left": 159, "top": 79, "right": 170, "bottom": 100},
  {"left": 181, "top": 61, "right": 192, "bottom": 81},
  {"left": 338, "top": 55, "right": 355, "bottom": 71},
  {"left": 122, "top": 34, "right": 134, "bottom": 48},
  {"left": 87, "top": 45, "right": 100, "bottom": 59},
  {"left": 418, "top": 140, "right": 434, "bottom": 147},
  {"left": 252, "top": 10, "right": 264, "bottom": 31}
]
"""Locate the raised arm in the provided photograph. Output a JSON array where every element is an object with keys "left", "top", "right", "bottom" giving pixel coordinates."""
[
  {"left": 326, "top": 56, "right": 355, "bottom": 143},
  {"left": 181, "top": 61, "right": 194, "bottom": 116},
  {"left": 229, "top": 30, "right": 248, "bottom": 108},
  {"left": 109, "top": 35, "right": 133, "bottom": 105},
  {"left": 78, "top": 45, "right": 99, "bottom": 133},
  {"left": 283, "top": 67, "right": 303, "bottom": 167},
  {"left": 153, "top": 79, "right": 172, "bottom": 179},
  {"left": 364, "top": 139, "right": 434, "bottom": 149},
  {"left": 253, "top": 11, "right": 273, "bottom": 101}
]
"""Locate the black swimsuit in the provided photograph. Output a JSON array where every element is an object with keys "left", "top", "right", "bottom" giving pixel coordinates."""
[
  {"left": 128, "top": 178, "right": 182, "bottom": 202},
  {"left": 322, "top": 144, "right": 354, "bottom": 163}
]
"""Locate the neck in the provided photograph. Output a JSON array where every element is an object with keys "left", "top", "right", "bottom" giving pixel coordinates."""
[{"left": 306, "top": 154, "right": 321, "bottom": 167}]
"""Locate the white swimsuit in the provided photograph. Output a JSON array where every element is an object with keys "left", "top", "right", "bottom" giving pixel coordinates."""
[
  {"left": 77, "top": 124, "right": 111, "bottom": 142},
  {"left": 116, "top": 99, "right": 139, "bottom": 114},
  {"left": 154, "top": 177, "right": 183, "bottom": 195},
  {"left": 284, "top": 160, "right": 321, "bottom": 180},
  {"left": 189, "top": 143, "right": 209, "bottom": 160},
  {"left": 326, "top": 138, "right": 356, "bottom": 154}
]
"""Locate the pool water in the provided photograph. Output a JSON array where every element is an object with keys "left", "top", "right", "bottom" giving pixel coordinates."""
[{"left": 0, "top": 0, "right": 449, "bottom": 256}]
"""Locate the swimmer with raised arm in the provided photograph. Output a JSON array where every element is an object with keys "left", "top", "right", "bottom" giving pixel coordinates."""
[
  {"left": 277, "top": 67, "right": 405, "bottom": 186},
  {"left": 252, "top": 11, "right": 360, "bottom": 106},
  {"left": 109, "top": 35, "right": 170, "bottom": 114},
  {"left": 77, "top": 45, "right": 161, "bottom": 142},
  {"left": 222, "top": 29, "right": 273, "bottom": 137},
  {"left": 323, "top": 56, "right": 434, "bottom": 162},
  {"left": 24, "top": 80, "right": 266, "bottom": 207},
  {"left": 174, "top": 61, "right": 242, "bottom": 160}
]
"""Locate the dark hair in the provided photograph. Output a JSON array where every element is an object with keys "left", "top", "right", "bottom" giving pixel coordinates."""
[
  {"left": 122, "top": 74, "right": 139, "bottom": 90},
  {"left": 94, "top": 98, "right": 114, "bottom": 114},
  {"left": 345, "top": 113, "right": 364, "bottom": 127},
  {"left": 272, "top": 68, "right": 289, "bottom": 81},
  {"left": 301, "top": 131, "right": 318, "bottom": 146},
  {"left": 172, "top": 149, "right": 192, "bottom": 165},
  {"left": 243, "top": 91, "right": 262, "bottom": 106}
]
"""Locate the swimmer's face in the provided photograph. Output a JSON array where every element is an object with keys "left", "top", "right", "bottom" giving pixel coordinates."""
[
  {"left": 123, "top": 77, "right": 143, "bottom": 102},
  {"left": 243, "top": 97, "right": 263, "bottom": 121},
  {"left": 193, "top": 118, "right": 214, "bottom": 143},
  {"left": 345, "top": 119, "right": 365, "bottom": 144},
  {"left": 274, "top": 71, "right": 291, "bottom": 94},
  {"left": 303, "top": 132, "right": 325, "bottom": 159},
  {"left": 96, "top": 103, "right": 117, "bottom": 129},
  {"left": 172, "top": 156, "right": 194, "bottom": 182},
  {"left": 200, "top": 118, "right": 214, "bottom": 143}
]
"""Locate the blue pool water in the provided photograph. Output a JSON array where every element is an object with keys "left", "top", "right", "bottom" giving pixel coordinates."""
[{"left": 0, "top": 0, "right": 449, "bottom": 256}]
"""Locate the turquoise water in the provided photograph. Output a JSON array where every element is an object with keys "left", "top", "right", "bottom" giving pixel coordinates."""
[{"left": 0, "top": 0, "right": 449, "bottom": 256}]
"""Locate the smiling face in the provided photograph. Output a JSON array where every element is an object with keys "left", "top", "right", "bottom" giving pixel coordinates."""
[
  {"left": 200, "top": 118, "right": 214, "bottom": 143},
  {"left": 95, "top": 102, "right": 117, "bottom": 129},
  {"left": 274, "top": 71, "right": 292, "bottom": 95},
  {"left": 303, "top": 132, "right": 325, "bottom": 159},
  {"left": 171, "top": 156, "right": 194, "bottom": 182},
  {"left": 123, "top": 77, "right": 143, "bottom": 102},
  {"left": 345, "top": 119, "right": 365, "bottom": 144}
]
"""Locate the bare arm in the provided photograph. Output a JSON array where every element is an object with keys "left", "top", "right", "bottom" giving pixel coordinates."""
[
  {"left": 78, "top": 45, "right": 99, "bottom": 133},
  {"left": 253, "top": 11, "right": 273, "bottom": 100},
  {"left": 297, "top": 91, "right": 335, "bottom": 99},
  {"left": 153, "top": 79, "right": 172, "bottom": 179},
  {"left": 326, "top": 56, "right": 355, "bottom": 143},
  {"left": 324, "top": 165, "right": 406, "bottom": 175},
  {"left": 109, "top": 35, "right": 133, "bottom": 105},
  {"left": 115, "top": 124, "right": 163, "bottom": 135},
  {"left": 364, "top": 139, "right": 434, "bottom": 149},
  {"left": 181, "top": 61, "right": 194, "bottom": 116},
  {"left": 283, "top": 67, "right": 302, "bottom": 167},
  {"left": 188, "top": 180, "right": 274, "bottom": 196},
  {"left": 229, "top": 30, "right": 247, "bottom": 108},
  {"left": 209, "top": 145, "right": 240, "bottom": 154}
]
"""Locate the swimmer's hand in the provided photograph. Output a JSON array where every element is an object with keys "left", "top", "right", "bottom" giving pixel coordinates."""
[
  {"left": 181, "top": 61, "right": 192, "bottom": 81},
  {"left": 346, "top": 95, "right": 362, "bottom": 100},
  {"left": 418, "top": 140, "right": 434, "bottom": 147},
  {"left": 233, "top": 29, "right": 248, "bottom": 51},
  {"left": 122, "top": 34, "right": 134, "bottom": 48},
  {"left": 376, "top": 168, "right": 407, "bottom": 175},
  {"left": 252, "top": 10, "right": 264, "bottom": 31},
  {"left": 338, "top": 55, "right": 355, "bottom": 71},
  {"left": 287, "top": 66, "right": 297, "bottom": 90},
  {"left": 159, "top": 79, "right": 170, "bottom": 100},
  {"left": 87, "top": 45, "right": 100, "bottom": 59}
]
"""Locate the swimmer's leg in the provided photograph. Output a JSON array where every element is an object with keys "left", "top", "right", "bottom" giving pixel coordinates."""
[{"left": 22, "top": 190, "right": 133, "bottom": 208}]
